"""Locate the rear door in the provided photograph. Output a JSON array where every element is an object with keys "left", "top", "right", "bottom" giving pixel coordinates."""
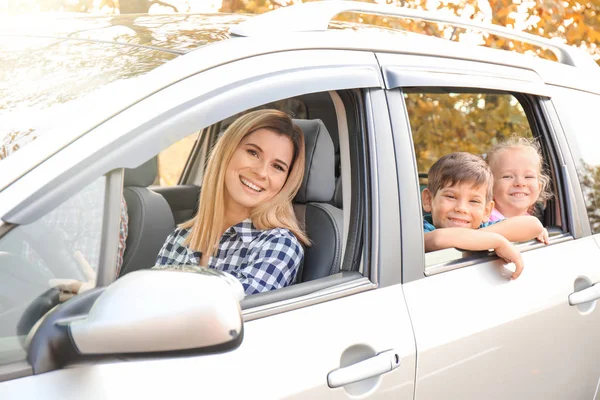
[{"left": 381, "top": 52, "right": 600, "bottom": 399}]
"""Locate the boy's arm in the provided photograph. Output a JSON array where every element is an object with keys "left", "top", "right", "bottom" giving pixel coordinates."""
[
  {"left": 424, "top": 229, "right": 524, "bottom": 279},
  {"left": 480, "top": 215, "right": 544, "bottom": 243},
  {"left": 425, "top": 228, "right": 508, "bottom": 252}
]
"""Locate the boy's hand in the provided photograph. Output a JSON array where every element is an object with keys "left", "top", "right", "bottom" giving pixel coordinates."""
[
  {"left": 494, "top": 240, "right": 524, "bottom": 280},
  {"left": 536, "top": 228, "right": 549, "bottom": 245}
]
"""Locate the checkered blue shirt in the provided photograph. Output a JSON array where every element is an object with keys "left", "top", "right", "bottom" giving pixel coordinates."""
[{"left": 154, "top": 219, "right": 303, "bottom": 296}]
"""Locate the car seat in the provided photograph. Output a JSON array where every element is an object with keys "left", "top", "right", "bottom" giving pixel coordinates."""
[
  {"left": 120, "top": 158, "right": 175, "bottom": 276},
  {"left": 293, "top": 119, "right": 343, "bottom": 283}
]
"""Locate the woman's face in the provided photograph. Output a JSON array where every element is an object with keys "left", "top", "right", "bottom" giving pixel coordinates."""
[{"left": 224, "top": 128, "right": 294, "bottom": 217}]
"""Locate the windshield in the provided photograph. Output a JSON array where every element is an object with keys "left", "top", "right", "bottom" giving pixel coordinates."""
[
  {"left": 0, "top": 35, "right": 176, "bottom": 160},
  {"left": 0, "top": 13, "right": 249, "bottom": 161}
]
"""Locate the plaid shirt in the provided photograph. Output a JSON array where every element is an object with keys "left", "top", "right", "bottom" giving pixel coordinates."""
[{"left": 154, "top": 219, "right": 303, "bottom": 296}]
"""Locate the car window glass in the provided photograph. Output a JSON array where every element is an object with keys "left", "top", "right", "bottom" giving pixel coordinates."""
[
  {"left": 549, "top": 88, "right": 600, "bottom": 233},
  {"left": 0, "top": 176, "right": 106, "bottom": 365}
]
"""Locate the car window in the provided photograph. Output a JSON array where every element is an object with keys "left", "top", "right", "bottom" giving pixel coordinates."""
[
  {"left": 200, "top": 95, "right": 348, "bottom": 283},
  {"left": 125, "top": 90, "right": 367, "bottom": 310},
  {"left": 547, "top": 87, "right": 600, "bottom": 234},
  {"left": 403, "top": 89, "right": 557, "bottom": 268},
  {"left": 0, "top": 176, "right": 107, "bottom": 366}
]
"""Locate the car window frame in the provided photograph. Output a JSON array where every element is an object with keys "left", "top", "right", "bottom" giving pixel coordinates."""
[
  {"left": 387, "top": 81, "right": 575, "bottom": 283},
  {"left": 543, "top": 86, "right": 600, "bottom": 237}
]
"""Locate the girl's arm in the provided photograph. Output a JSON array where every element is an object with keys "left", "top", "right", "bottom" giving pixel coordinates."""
[{"left": 481, "top": 215, "right": 544, "bottom": 243}]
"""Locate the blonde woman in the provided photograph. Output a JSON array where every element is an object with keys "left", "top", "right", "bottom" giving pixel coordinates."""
[{"left": 154, "top": 109, "right": 310, "bottom": 295}]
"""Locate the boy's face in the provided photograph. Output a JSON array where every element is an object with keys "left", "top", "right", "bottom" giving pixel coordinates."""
[{"left": 422, "top": 182, "right": 493, "bottom": 229}]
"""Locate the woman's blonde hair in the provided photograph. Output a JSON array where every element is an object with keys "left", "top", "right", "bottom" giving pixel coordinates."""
[
  {"left": 487, "top": 136, "right": 553, "bottom": 209},
  {"left": 180, "top": 109, "right": 310, "bottom": 256}
]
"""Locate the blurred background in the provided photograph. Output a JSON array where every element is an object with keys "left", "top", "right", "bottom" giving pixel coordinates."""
[{"left": 1, "top": 0, "right": 599, "bottom": 68}]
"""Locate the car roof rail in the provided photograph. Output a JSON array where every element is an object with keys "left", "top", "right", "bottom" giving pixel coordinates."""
[{"left": 230, "top": 0, "right": 597, "bottom": 70}]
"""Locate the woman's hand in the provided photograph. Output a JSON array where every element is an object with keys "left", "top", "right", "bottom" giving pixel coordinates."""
[{"left": 48, "top": 251, "right": 97, "bottom": 302}]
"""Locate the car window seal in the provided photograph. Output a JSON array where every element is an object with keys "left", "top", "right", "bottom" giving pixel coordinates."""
[{"left": 424, "top": 232, "right": 573, "bottom": 277}]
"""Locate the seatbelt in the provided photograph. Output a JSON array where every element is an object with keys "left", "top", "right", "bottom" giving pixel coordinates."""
[{"left": 293, "top": 203, "right": 307, "bottom": 283}]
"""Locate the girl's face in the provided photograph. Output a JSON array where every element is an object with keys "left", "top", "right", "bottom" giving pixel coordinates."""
[
  {"left": 490, "top": 147, "right": 542, "bottom": 217},
  {"left": 224, "top": 128, "right": 294, "bottom": 217}
]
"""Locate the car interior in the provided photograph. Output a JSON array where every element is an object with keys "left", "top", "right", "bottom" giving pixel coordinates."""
[{"left": 117, "top": 90, "right": 368, "bottom": 308}]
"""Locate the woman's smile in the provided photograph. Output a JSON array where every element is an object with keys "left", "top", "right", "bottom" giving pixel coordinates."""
[{"left": 239, "top": 176, "right": 264, "bottom": 193}]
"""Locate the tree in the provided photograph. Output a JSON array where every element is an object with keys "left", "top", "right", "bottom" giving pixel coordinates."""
[{"left": 217, "top": 0, "right": 600, "bottom": 65}]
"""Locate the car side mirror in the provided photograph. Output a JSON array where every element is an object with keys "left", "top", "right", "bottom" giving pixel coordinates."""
[{"left": 68, "top": 268, "right": 244, "bottom": 355}]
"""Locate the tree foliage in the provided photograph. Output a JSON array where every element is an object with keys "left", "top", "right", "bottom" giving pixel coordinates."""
[
  {"left": 405, "top": 92, "right": 531, "bottom": 172},
  {"left": 220, "top": 0, "right": 600, "bottom": 65}
]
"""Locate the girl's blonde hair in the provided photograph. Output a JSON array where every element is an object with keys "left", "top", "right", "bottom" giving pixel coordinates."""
[
  {"left": 487, "top": 136, "right": 553, "bottom": 209},
  {"left": 181, "top": 109, "right": 310, "bottom": 256}
]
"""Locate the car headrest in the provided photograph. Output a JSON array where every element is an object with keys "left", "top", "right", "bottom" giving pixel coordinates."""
[
  {"left": 124, "top": 157, "right": 158, "bottom": 187},
  {"left": 293, "top": 119, "right": 335, "bottom": 204}
]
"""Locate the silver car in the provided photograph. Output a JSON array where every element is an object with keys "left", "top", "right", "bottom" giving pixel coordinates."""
[{"left": 1, "top": 2, "right": 600, "bottom": 399}]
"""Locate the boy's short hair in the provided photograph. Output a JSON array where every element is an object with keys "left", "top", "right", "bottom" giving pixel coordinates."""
[{"left": 427, "top": 152, "right": 494, "bottom": 202}]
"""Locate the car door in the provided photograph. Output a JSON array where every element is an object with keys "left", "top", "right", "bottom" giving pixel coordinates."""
[
  {"left": 381, "top": 52, "right": 600, "bottom": 399},
  {"left": 0, "top": 46, "right": 416, "bottom": 399}
]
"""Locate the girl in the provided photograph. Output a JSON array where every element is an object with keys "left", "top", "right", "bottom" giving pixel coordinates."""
[
  {"left": 486, "top": 136, "right": 552, "bottom": 243},
  {"left": 154, "top": 109, "right": 310, "bottom": 295}
]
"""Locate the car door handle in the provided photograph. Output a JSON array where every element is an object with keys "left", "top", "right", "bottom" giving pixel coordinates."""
[
  {"left": 569, "top": 283, "right": 600, "bottom": 305},
  {"left": 327, "top": 349, "right": 401, "bottom": 388}
]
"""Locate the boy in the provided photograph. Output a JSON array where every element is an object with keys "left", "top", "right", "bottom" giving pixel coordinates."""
[{"left": 422, "top": 152, "right": 544, "bottom": 280}]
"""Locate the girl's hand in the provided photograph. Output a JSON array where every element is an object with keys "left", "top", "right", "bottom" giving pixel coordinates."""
[{"left": 536, "top": 228, "right": 549, "bottom": 245}]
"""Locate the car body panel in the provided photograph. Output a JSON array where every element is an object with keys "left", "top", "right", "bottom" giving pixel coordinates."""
[
  {"left": 0, "top": 285, "right": 416, "bottom": 399},
  {"left": 403, "top": 238, "right": 600, "bottom": 399}
]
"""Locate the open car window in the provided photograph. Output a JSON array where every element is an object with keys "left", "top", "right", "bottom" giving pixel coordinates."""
[{"left": 403, "top": 88, "right": 565, "bottom": 271}]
